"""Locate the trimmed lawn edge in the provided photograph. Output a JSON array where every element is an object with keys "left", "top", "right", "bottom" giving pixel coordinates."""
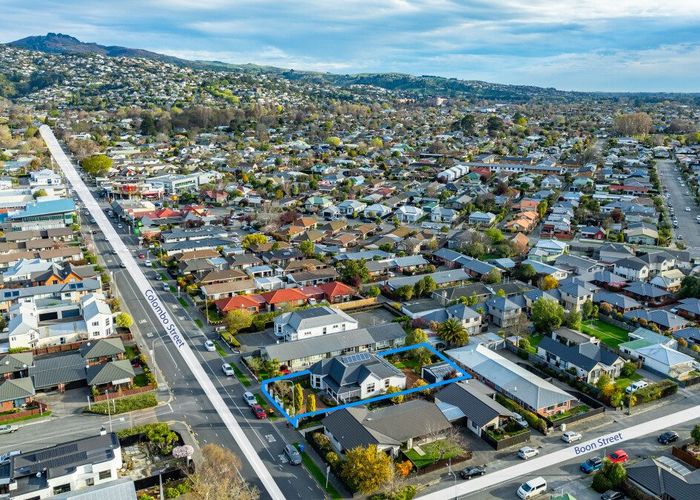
[{"left": 300, "top": 452, "right": 341, "bottom": 499}]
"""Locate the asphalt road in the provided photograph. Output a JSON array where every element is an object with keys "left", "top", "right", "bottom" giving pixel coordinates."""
[
  {"left": 657, "top": 158, "right": 700, "bottom": 248},
  {"left": 81, "top": 199, "right": 325, "bottom": 499}
]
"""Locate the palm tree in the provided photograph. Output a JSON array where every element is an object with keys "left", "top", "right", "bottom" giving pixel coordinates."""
[{"left": 436, "top": 318, "right": 469, "bottom": 347}]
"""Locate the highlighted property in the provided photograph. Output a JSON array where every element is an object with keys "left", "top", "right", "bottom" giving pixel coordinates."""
[{"left": 260, "top": 342, "right": 471, "bottom": 427}]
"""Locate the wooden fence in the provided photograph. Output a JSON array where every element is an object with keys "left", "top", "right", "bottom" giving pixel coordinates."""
[
  {"left": 31, "top": 332, "right": 133, "bottom": 356},
  {"left": 0, "top": 402, "right": 49, "bottom": 423},
  {"left": 333, "top": 297, "right": 379, "bottom": 311}
]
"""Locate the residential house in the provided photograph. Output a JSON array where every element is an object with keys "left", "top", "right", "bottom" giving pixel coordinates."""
[
  {"left": 337, "top": 200, "right": 367, "bottom": 218},
  {"left": 468, "top": 211, "right": 496, "bottom": 227},
  {"left": 623, "top": 309, "right": 689, "bottom": 332},
  {"left": 445, "top": 303, "right": 483, "bottom": 335},
  {"left": 431, "top": 206, "right": 458, "bottom": 224},
  {"left": 558, "top": 283, "right": 594, "bottom": 312},
  {"left": 394, "top": 205, "right": 424, "bottom": 223},
  {"left": 626, "top": 456, "right": 700, "bottom": 500},
  {"left": 363, "top": 204, "right": 391, "bottom": 219},
  {"left": 613, "top": 257, "right": 650, "bottom": 281},
  {"left": 625, "top": 226, "right": 658, "bottom": 245},
  {"left": 537, "top": 336, "right": 625, "bottom": 384},
  {"left": 485, "top": 296, "right": 524, "bottom": 329},
  {"left": 676, "top": 298, "right": 700, "bottom": 321},
  {"left": 274, "top": 306, "right": 358, "bottom": 342},
  {"left": 579, "top": 226, "right": 606, "bottom": 240},
  {"left": 593, "top": 291, "right": 642, "bottom": 314},
  {"left": 0, "top": 377, "right": 35, "bottom": 411}
]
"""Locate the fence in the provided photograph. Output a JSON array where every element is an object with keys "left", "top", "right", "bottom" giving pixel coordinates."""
[
  {"left": 481, "top": 429, "right": 531, "bottom": 450},
  {"left": 333, "top": 297, "right": 379, "bottom": 311},
  {"left": 545, "top": 405, "right": 606, "bottom": 429},
  {"left": 598, "top": 314, "right": 634, "bottom": 332},
  {"left": 0, "top": 402, "right": 49, "bottom": 423},
  {"left": 93, "top": 385, "right": 156, "bottom": 402},
  {"left": 672, "top": 443, "right": 700, "bottom": 468},
  {"left": 30, "top": 332, "right": 134, "bottom": 356}
]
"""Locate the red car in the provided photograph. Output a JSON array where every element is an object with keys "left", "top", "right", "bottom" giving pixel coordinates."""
[
  {"left": 607, "top": 449, "right": 628, "bottom": 463},
  {"left": 252, "top": 405, "right": 267, "bottom": 420}
]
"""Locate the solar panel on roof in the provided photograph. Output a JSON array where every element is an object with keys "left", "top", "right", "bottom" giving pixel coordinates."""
[
  {"left": 43, "top": 451, "right": 88, "bottom": 471},
  {"left": 35, "top": 443, "right": 78, "bottom": 461},
  {"left": 657, "top": 456, "right": 692, "bottom": 476}
]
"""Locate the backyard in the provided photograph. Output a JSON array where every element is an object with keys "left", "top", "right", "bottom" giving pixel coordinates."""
[{"left": 581, "top": 320, "right": 629, "bottom": 348}]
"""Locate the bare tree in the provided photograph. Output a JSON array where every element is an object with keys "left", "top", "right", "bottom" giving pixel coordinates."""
[{"left": 187, "top": 444, "right": 258, "bottom": 500}]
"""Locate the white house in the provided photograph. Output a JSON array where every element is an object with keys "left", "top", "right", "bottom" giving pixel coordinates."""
[
  {"left": 431, "top": 206, "right": 459, "bottom": 223},
  {"left": 274, "top": 305, "right": 358, "bottom": 342},
  {"left": 364, "top": 203, "right": 392, "bottom": 219},
  {"left": 337, "top": 199, "right": 367, "bottom": 217},
  {"left": 394, "top": 205, "right": 424, "bottom": 223},
  {"left": 613, "top": 257, "right": 650, "bottom": 281}
]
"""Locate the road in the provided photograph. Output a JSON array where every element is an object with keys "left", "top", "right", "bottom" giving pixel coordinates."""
[
  {"left": 657, "top": 158, "right": 700, "bottom": 248},
  {"left": 39, "top": 126, "right": 325, "bottom": 500}
]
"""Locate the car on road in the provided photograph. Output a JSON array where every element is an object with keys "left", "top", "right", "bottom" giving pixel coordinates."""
[
  {"left": 117, "top": 223, "right": 123, "bottom": 229},
  {"left": 517, "top": 446, "right": 539, "bottom": 460},
  {"left": 283, "top": 444, "right": 302, "bottom": 465},
  {"left": 625, "top": 380, "right": 648, "bottom": 393},
  {"left": 144, "top": 260, "right": 152, "bottom": 267},
  {"left": 120, "top": 262, "right": 126, "bottom": 268},
  {"left": 459, "top": 465, "right": 486, "bottom": 480},
  {"left": 658, "top": 431, "right": 679, "bottom": 444},
  {"left": 600, "top": 491, "right": 625, "bottom": 500},
  {"left": 251, "top": 404, "right": 267, "bottom": 420},
  {"left": 607, "top": 449, "right": 629, "bottom": 464},
  {"left": 0, "top": 425, "right": 18, "bottom": 434},
  {"left": 685, "top": 207, "right": 692, "bottom": 212},
  {"left": 222, "top": 363, "right": 235, "bottom": 376},
  {"left": 517, "top": 477, "right": 547, "bottom": 499},
  {"left": 243, "top": 391, "right": 257, "bottom": 407},
  {"left": 162, "top": 283, "right": 170, "bottom": 292},
  {"left": 204, "top": 340, "right": 216, "bottom": 352},
  {"left": 580, "top": 456, "right": 603, "bottom": 474},
  {"left": 562, "top": 431, "right": 583, "bottom": 443},
  {"left": 513, "top": 414, "right": 529, "bottom": 428}
]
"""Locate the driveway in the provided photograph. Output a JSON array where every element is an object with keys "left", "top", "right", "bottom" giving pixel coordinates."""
[{"left": 38, "top": 386, "right": 91, "bottom": 417}]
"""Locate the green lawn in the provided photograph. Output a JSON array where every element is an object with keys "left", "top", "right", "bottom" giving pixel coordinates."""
[
  {"left": 581, "top": 320, "right": 629, "bottom": 348},
  {"left": 232, "top": 363, "right": 251, "bottom": 387},
  {"left": 404, "top": 439, "right": 465, "bottom": 469},
  {"left": 194, "top": 318, "right": 203, "bottom": 328},
  {"left": 549, "top": 404, "right": 590, "bottom": 422},
  {"left": 0, "top": 410, "right": 52, "bottom": 424},
  {"left": 300, "top": 452, "right": 342, "bottom": 499},
  {"left": 614, "top": 372, "right": 642, "bottom": 389},
  {"left": 213, "top": 340, "right": 227, "bottom": 357},
  {"left": 177, "top": 297, "right": 189, "bottom": 308}
]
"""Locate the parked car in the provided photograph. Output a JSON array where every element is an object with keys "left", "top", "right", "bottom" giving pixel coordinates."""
[
  {"left": 658, "top": 431, "right": 679, "bottom": 444},
  {"left": 162, "top": 283, "right": 170, "bottom": 292},
  {"left": 625, "top": 380, "right": 648, "bottom": 394},
  {"left": 513, "top": 414, "right": 529, "bottom": 428},
  {"left": 685, "top": 207, "right": 692, "bottom": 212},
  {"left": 459, "top": 465, "right": 486, "bottom": 480},
  {"left": 251, "top": 405, "right": 267, "bottom": 420},
  {"left": 222, "top": 363, "right": 235, "bottom": 376},
  {"left": 580, "top": 457, "right": 603, "bottom": 474},
  {"left": 562, "top": 431, "right": 583, "bottom": 443},
  {"left": 144, "top": 260, "right": 152, "bottom": 267},
  {"left": 204, "top": 340, "right": 216, "bottom": 352},
  {"left": 283, "top": 444, "right": 302, "bottom": 465},
  {"left": 600, "top": 491, "right": 625, "bottom": 500},
  {"left": 517, "top": 477, "right": 547, "bottom": 499},
  {"left": 0, "top": 425, "right": 18, "bottom": 435},
  {"left": 0, "top": 450, "right": 21, "bottom": 463},
  {"left": 607, "top": 449, "right": 629, "bottom": 464},
  {"left": 243, "top": 391, "right": 257, "bottom": 407},
  {"left": 518, "top": 446, "right": 539, "bottom": 460}
]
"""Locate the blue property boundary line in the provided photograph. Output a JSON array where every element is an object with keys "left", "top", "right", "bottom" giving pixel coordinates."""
[{"left": 260, "top": 342, "right": 470, "bottom": 427}]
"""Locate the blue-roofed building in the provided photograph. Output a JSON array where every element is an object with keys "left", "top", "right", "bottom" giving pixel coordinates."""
[{"left": 7, "top": 198, "right": 75, "bottom": 231}]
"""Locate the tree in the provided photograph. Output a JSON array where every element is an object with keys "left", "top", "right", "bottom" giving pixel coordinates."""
[
  {"left": 81, "top": 154, "right": 113, "bottom": 176},
  {"left": 146, "top": 423, "right": 178, "bottom": 455},
  {"left": 692, "top": 424, "right": 700, "bottom": 445},
  {"left": 591, "top": 473, "right": 613, "bottom": 494},
  {"left": 485, "top": 227, "right": 504, "bottom": 244},
  {"left": 603, "top": 461, "right": 627, "bottom": 488},
  {"left": 411, "top": 378, "right": 430, "bottom": 395},
  {"left": 115, "top": 312, "right": 133, "bottom": 329},
  {"left": 436, "top": 318, "right": 469, "bottom": 347},
  {"left": 188, "top": 444, "right": 258, "bottom": 500},
  {"left": 294, "top": 383, "right": 304, "bottom": 413},
  {"left": 338, "top": 259, "right": 369, "bottom": 287},
  {"left": 482, "top": 268, "right": 502, "bottom": 284},
  {"left": 299, "top": 240, "right": 315, "bottom": 258},
  {"left": 306, "top": 393, "right": 316, "bottom": 413},
  {"left": 531, "top": 297, "right": 564, "bottom": 334},
  {"left": 539, "top": 275, "right": 559, "bottom": 290},
  {"left": 395, "top": 285, "right": 414, "bottom": 301},
  {"left": 241, "top": 233, "right": 267, "bottom": 250},
  {"left": 679, "top": 276, "right": 700, "bottom": 299},
  {"left": 33, "top": 188, "right": 47, "bottom": 199},
  {"left": 613, "top": 112, "right": 652, "bottom": 136},
  {"left": 515, "top": 263, "right": 537, "bottom": 283},
  {"left": 341, "top": 445, "right": 394, "bottom": 495},
  {"left": 621, "top": 361, "right": 637, "bottom": 378},
  {"left": 486, "top": 115, "right": 505, "bottom": 136},
  {"left": 406, "top": 328, "right": 428, "bottom": 346},
  {"left": 224, "top": 309, "right": 253, "bottom": 334},
  {"left": 564, "top": 310, "right": 582, "bottom": 330},
  {"left": 582, "top": 300, "right": 594, "bottom": 320},
  {"left": 596, "top": 374, "right": 614, "bottom": 397},
  {"left": 386, "top": 385, "right": 404, "bottom": 404},
  {"left": 326, "top": 136, "right": 342, "bottom": 147}
]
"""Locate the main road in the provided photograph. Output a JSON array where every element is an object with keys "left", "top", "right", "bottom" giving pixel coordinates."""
[
  {"left": 656, "top": 158, "right": 700, "bottom": 248},
  {"left": 40, "top": 125, "right": 292, "bottom": 500}
]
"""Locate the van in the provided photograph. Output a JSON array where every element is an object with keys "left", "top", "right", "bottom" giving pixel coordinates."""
[
  {"left": 625, "top": 380, "right": 648, "bottom": 394},
  {"left": 517, "top": 477, "right": 547, "bottom": 499}
]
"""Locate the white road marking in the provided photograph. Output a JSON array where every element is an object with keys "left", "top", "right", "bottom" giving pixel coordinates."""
[{"left": 41, "top": 125, "right": 285, "bottom": 500}]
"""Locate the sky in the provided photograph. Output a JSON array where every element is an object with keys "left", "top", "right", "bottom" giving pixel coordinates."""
[{"left": 2, "top": 0, "right": 700, "bottom": 92}]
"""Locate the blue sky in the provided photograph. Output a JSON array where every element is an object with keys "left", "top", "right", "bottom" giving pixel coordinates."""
[{"left": 2, "top": 0, "right": 700, "bottom": 92}]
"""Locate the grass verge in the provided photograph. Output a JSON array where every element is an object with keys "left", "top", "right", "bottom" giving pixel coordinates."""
[
  {"left": 300, "top": 452, "right": 341, "bottom": 499},
  {"left": 232, "top": 363, "right": 251, "bottom": 387},
  {"left": 213, "top": 340, "right": 227, "bottom": 357},
  {"left": 194, "top": 318, "right": 203, "bottom": 328},
  {"left": 178, "top": 297, "right": 189, "bottom": 308},
  {"left": 0, "top": 410, "right": 52, "bottom": 424}
]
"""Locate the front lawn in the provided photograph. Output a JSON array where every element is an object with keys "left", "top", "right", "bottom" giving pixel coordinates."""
[
  {"left": 404, "top": 438, "right": 466, "bottom": 469},
  {"left": 549, "top": 404, "right": 590, "bottom": 422},
  {"left": 614, "top": 372, "right": 642, "bottom": 389},
  {"left": 581, "top": 320, "right": 629, "bottom": 348}
]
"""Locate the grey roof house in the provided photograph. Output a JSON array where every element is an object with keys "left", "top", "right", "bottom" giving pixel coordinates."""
[{"left": 537, "top": 336, "right": 625, "bottom": 384}]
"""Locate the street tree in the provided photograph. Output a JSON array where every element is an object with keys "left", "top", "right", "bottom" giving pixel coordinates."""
[
  {"left": 341, "top": 445, "right": 394, "bottom": 495},
  {"left": 188, "top": 444, "right": 259, "bottom": 500},
  {"left": 224, "top": 309, "right": 253, "bottom": 334},
  {"left": 115, "top": 312, "right": 133, "bottom": 329},
  {"left": 81, "top": 154, "right": 113, "bottom": 176}
]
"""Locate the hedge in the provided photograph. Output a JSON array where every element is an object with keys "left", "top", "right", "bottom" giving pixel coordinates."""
[
  {"left": 632, "top": 379, "right": 678, "bottom": 405},
  {"left": 87, "top": 393, "right": 158, "bottom": 415},
  {"left": 495, "top": 394, "right": 548, "bottom": 433}
]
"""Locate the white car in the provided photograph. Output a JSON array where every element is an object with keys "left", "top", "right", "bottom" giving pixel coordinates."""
[
  {"left": 517, "top": 477, "right": 547, "bottom": 499},
  {"left": 518, "top": 446, "right": 539, "bottom": 460},
  {"left": 222, "top": 363, "right": 235, "bottom": 376},
  {"left": 204, "top": 340, "right": 216, "bottom": 352},
  {"left": 0, "top": 425, "right": 18, "bottom": 434},
  {"left": 144, "top": 260, "right": 152, "bottom": 267},
  {"left": 686, "top": 207, "right": 692, "bottom": 212},
  {"left": 562, "top": 431, "right": 582, "bottom": 443},
  {"left": 513, "top": 414, "right": 529, "bottom": 428},
  {"left": 625, "top": 380, "right": 649, "bottom": 394},
  {"left": 243, "top": 391, "right": 257, "bottom": 407}
]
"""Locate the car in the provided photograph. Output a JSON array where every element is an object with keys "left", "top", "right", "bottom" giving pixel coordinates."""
[
  {"left": 459, "top": 465, "right": 486, "bottom": 480},
  {"left": 243, "top": 391, "right": 257, "bottom": 407},
  {"left": 0, "top": 450, "right": 21, "bottom": 463},
  {"left": 283, "top": 444, "right": 302, "bottom": 465},
  {"left": 600, "top": 491, "right": 625, "bottom": 500},
  {"left": 580, "top": 456, "right": 604, "bottom": 474},
  {"left": 607, "top": 449, "right": 629, "bottom": 464},
  {"left": 138, "top": 253, "right": 145, "bottom": 259},
  {"left": 517, "top": 477, "right": 547, "bottom": 499},
  {"left": 696, "top": 215, "right": 700, "bottom": 221},
  {"left": 222, "top": 363, "right": 234, "bottom": 376},
  {"left": 518, "top": 446, "right": 539, "bottom": 460},
  {"left": 658, "top": 431, "right": 679, "bottom": 444},
  {"left": 562, "top": 431, "right": 583, "bottom": 443},
  {"left": 117, "top": 223, "right": 123, "bottom": 229},
  {"left": 0, "top": 424, "right": 18, "bottom": 434},
  {"left": 144, "top": 260, "right": 152, "bottom": 267},
  {"left": 513, "top": 414, "right": 529, "bottom": 428},
  {"left": 120, "top": 262, "right": 126, "bottom": 268},
  {"left": 625, "top": 380, "right": 648, "bottom": 394},
  {"left": 204, "top": 340, "right": 216, "bottom": 352},
  {"left": 162, "top": 283, "right": 170, "bottom": 292},
  {"left": 686, "top": 207, "right": 692, "bottom": 212},
  {"left": 677, "top": 235, "right": 684, "bottom": 240},
  {"left": 251, "top": 404, "right": 267, "bottom": 420}
]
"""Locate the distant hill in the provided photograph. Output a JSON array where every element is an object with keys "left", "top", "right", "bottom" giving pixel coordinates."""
[{"left": 6, "top": 33, "right": 698, "bottom": 102}]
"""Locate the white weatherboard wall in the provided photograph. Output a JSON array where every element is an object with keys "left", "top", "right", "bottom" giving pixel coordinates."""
[
  {"left": 40, "top": 125, "right": 285, "bottom": 500},
  {"left": 418, "top": 405, "right": 700, "bottom": 500}
]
